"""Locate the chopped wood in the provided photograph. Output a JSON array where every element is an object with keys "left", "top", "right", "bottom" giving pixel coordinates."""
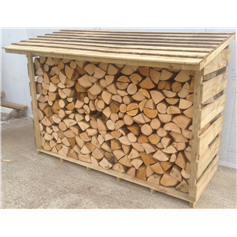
[
  {"left": 128, "top": 148, "right": 140, "bottom": 159},
  {"left": 160, "top": 69, "right": 173, "bottom": 81},
  {"left": 106, "top": 83, "right": 117, "bottom": 95},
  {"left": 142, "top": 143, "right": 156, "bottom": 154},
  {"left": 175, "top": 179, "right": 189, "bottom": 193},
  {"left": 150, "top": 118, "right": 161, "bottom": 130},
  {"left": 167, "top": 106, "right": 181, "bottom": 115},
  {"left": 119, "top": 156, "right": 133, "bottom": 167},
  {"left": 183, "top": 106, "right": 193, "bottom": 118},
  {"left": 162, "top": 90, "right": 176, "bottom": 98},
  {"left": 127, "top": 167, "right": 136, "bottom": 177},
  {"left": 84, "top": 63, "right": 96, "bottom": 75},
  {"left": 78, "top": 153, "right": 91, "bottom": 163},
  {"left": 141, "top": 124, "right": 153, "bottom": 136},
  {"left": 140, "top": 153, "right": 156, "bottom": 166},
  {"left": 107, "top": 64, "right": 119, "bottom": 75},
  {"left": 136, "top": 165, "right": 147, "bottom": 180},
  {"left": 112, "top": 163, "right": 127, "bottom": 173},
  {"left": 148, "top": 134, "right": 161, "bottom": 145},
  {"left": 150, "top": 162, "right": 165, "bottom": 174},
  {"left": 175, "top": 152, "right": 186, "bottom": 169},
  {"left": 146, "top": 165, "right": 154, "bottom": 178},
  {"left": 143, "top": 108, "right": 158, "bottom": 119},
  {"left": 178, "top": 82, "right": 190, "bottom": 98},
  {"left": 129, "top": 73, "right": 142, "bottom": 84},
  {"left": 158, "top": 81, "right": 171, "bottom": 90},
  {"left": 179, "top": 99, "right": 193, "bottom": 109},
  {"left": 147, "top": 174, "right": 161, "bottom": 185},
  {"left": 174, "top": 70, "right": 191, "bottom": 82},
  {"left": 172, "top": 115, "right": 191, "bottom": 130},
  {"left": 131, "top": 158, "right": 143, "bottom": 169},
  {"left": 153, "top": 150, "right": 169, "bottom": 161},
  {"left": 139, "top": 77, "right": 155, "bottom": 89},
  {"left": 150, "top": 90, "right": 165, "bottom": 104},
  {"left": 160, "top": 173, "right": 179, "bottom": 187},
  {"left": 113, "top": 150, "right": 125, "bottom": 160},
  {"left": 131, "top": 143, "right": 145, "bottom": 152}
]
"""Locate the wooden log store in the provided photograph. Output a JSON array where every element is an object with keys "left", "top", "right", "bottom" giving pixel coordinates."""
[{"left": 3, "top": 30, "right": 235, "bottom": 207}]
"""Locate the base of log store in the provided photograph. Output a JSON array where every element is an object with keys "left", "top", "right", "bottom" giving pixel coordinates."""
[{"left": 4, "top": 29, "right": 235, "bottom": 207}]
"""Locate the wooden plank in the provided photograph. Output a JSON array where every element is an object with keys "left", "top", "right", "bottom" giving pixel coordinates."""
[
  {"left": 199, "top": 115, "right": 223, "bottom": 155},
  {"left": 197, "top": 135, "right": 221, "bottom": 178},
  {"left": 37, "top": 148, "right": 190, "bottom": 202},
  {"left": 4, "top": 45, "right": 202, "bottom": 70},
  {"left": 201, "top": 72, "right": 228, "bottom": 103},
  {"left": 41, "top": 32, "right": 222, "bottom": 46},
  {"left": 196, "top": 155, "right": 219, "bottom": 201},
  {"left": 28, "top": 37, "right": 214, "bottom": 53},
  {"left": 1, "top": 101, "right": 27, "bottom": 110},
  {"left": 51, "top": 32, "right": 227, "bottom": 42},
  {"left": 188, "top": 70, "right": 203, "bottom": 201},
  {"left": 203, "top": 48, "right": 231, "bottom": 75},
  {"left": 1, "top": 91, "right": 5, "bottom": 98},
  {"left": 27, "top": 55, "right": 42, "bottom": 149},
  {"left": 200, "top": 34, "right": 235, "bottom": 70},
  {"left": 60, "top": 30, "right": 233, "bottom": 38},
  {"left": 200, "top": 94, "right": 226, "bottom": 129},
  {"left": 37, "top": 35, "right": 219, "bottom": 49},
  {"left": 60, "top": 29, "right": 234, "bottom": 35},
  {"left": 15, "top": 41, "right": 209, "bottom": 58}
]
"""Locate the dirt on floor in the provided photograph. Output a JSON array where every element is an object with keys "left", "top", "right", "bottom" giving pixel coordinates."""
[{"left": 1, "top": 116, "right": 236, "bottom": 209}]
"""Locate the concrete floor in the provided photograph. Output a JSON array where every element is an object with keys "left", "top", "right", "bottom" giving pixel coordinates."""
[{"left": 1, "top": 117, "right": 236, "bottom": 209}]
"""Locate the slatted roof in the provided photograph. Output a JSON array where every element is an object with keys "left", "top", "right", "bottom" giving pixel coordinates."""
[{"left": 3, "top": 29, "right": 235, "bottom": 70}]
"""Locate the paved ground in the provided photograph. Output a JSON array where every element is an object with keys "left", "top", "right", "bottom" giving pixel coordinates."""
[{"left": 1, "top": 117, "right": 236, "bottom": 209}]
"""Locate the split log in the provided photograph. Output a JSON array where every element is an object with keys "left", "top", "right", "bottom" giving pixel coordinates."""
[
  {"left": 162, "top": 90, "right": 176, "bottom": 98},
  {"left": 179, "top": 99, "right": 193, "bottom": 109},
  {"left": 170, "top": 165, "right": 182, "bottom": 182},
  {"left": 172, "top": 115, "right": 191, "bottom": 130},
  {"left": 174, "top": 70, "right": 191, "bottom": 82},
  {"left": 160, "top": 173, "right": 179, "bottom": 187},
  {"left": 161, "top": 137, "right": 172, "bottom": 148},
  {"left": 150, "top": 163, "right": 165, "bottom": 174},
  {"left": 147, "top": 174, "right": 161, "bottom": 185},
  {"left": 107, "top": 64, "right": 119, "bottom": 75},
  {"left": 140, "top": 153, "right": 156, "bottom": 166},
  {"left": 148, "top": 134, "right": 161, "bottom": 145},
  {"left": 129, "top": 73, "right": 142, "bottom": 84},
  {"left": 165, "top": 98, "right": 179, "bottom": 105},
  {"left": 170, "top": 132, "right": 188, "bottom": 143},
  {"left": 150, "top": 90, "right": 165, "bottom": 104},
  {"left": 146, "top": 165, "right": 154, "bottom": 177},
  {"left": 175, "top": 180, "right": 189, "bottom": 193},
  {"left": 138, "top": 89, "right": 150, "bottom": 99},
  {"left": 119, "top": 156, "right": 133, "bottom": 167},
  {"left": 142, "top": 143, "right": 156, "bottom": 154},
  {"left": 153, "top": 150, "right": 169, "bottom": 161},
  {"left": 183, "top": 106, "right": 193, "bottom": 118},
  {"left": 132, "top": 142, "right": 145, "bottom": 152},
  {"left": 150, "top": 68, "right": 160, "bottom": 84},
  {"left": 128, "top": 148, "right": 140, "bottom": 159},
  {"left": 162, "top": 145, "right": 177, "bottom": 154},
  {"left": 175, "top": 152, "right": 186, "bottom": 169},
  {"left": 113, "top": 150, "right": 125, "bottom": 160},
  {"left": 167, "top": 106, "right": 181, "bottom": 115},
  {"left": 139, "top": 77, "right": 155, "bottom": 89},
  {"left": 131, "top": 158, "right": 143, "bottom": 169},
  {"left": 164, "top": 122, "right": 181, "bottom": 134},
  {"left": 84, "top": 64, "right": 96, "bottom": 75},
  {"left": 160, "top": 69, "right": 173, "bottom": 80},
  {"left": 112, "top": 163, "right": 127, "bottom": 173},
  {"left": 178, "top": 82, "right": 190, "bottom": 98},
  {"left": 143, "top": 108, "right": 158, "bottom": 119},
  {"left": 158, "top": 81, "right": 171, "bottom": 90},
  {"left": 132, "top": 92, "right": 146, "bottom": 101},
  {"left": 106, "top": 83, "right": 118, "bottom": 95},
  {"left": 88, "top": 82, "right": 103, "bottom": 96},
  {"left": 136, "top": 166, "right": 147, "bottom": 180},
  {"left": 127, "top": 167, "right": 136, "bottom": 177},
  {"left": 158, "top": 114, "right": 172, "bottom": 123}
]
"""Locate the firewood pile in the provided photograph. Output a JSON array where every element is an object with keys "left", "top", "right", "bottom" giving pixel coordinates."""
[{"left": 35, "top": 57, "right": 194, "bottom": 193}]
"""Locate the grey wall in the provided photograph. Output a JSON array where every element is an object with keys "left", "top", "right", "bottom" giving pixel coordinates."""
[{"left": 1, "top": 27, "right": 236, "bottom": 168}]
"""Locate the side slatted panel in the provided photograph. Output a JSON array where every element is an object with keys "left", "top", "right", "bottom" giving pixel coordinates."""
[{"left": 192, "top": 48, "right": 231, "bottom": 202}]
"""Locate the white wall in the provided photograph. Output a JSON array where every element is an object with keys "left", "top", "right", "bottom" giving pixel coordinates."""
[{"left": 1, "top": 27, "right": 236, "bottom": 168}]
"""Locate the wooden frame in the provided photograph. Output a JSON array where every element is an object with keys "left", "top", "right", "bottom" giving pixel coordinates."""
[{"left": 4, "top": 30, "right": 235, "bottom": 207}]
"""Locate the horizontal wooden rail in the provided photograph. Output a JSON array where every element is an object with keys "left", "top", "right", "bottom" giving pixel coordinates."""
[{"left": 1, "top": 101, "right": 27, "bottom": 110}]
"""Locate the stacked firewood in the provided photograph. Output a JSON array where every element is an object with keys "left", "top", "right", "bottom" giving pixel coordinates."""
[{"left": 35, "top": 57, "right": 194, "bottom": 193}]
